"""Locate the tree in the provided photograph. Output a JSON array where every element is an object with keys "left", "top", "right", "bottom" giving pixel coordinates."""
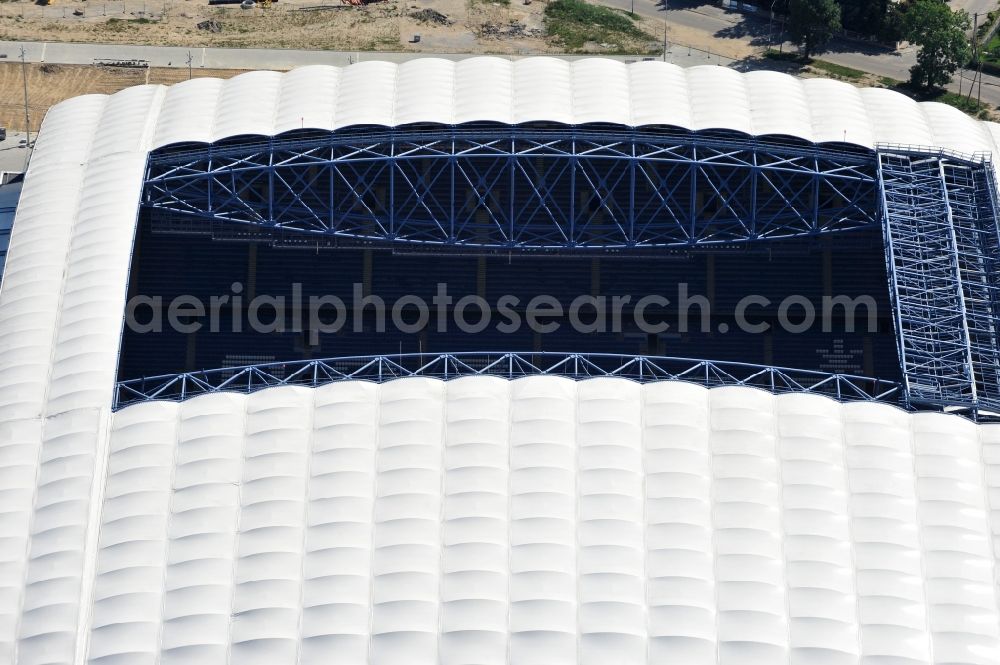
[
  {"left": 902, "top": 0, "right": 971, "bottom": 90},
  {"left": 838, "top": 0, "right": 902, "bottom": 42},
  {"left": 788, "top": 0, "right": 842, "bottom": 57}
]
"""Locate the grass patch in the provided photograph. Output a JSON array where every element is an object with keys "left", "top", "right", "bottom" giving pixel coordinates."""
[
  {"left": 104, "top": 17, "right": 156, "bottom": 31},
  {"left": 880, "top": 79, "right": 992, "bottom": 119},
  {"left": 985, "top": 30, "right": 1000, "bottom": 63},
  {"left": 809, "top": 60, "right": 868, "bottom": 81},
  {"left": 978, "top": 9, "right": 999, "bottom": 44},
  {"left": 809, "top": 59, "right": 866, "bottom": 81},
  {"left": 544, "top": 0, "right": 654, "bottom": 52},
  {"left": 763, "top": 49, "right": 807, "bottom": 64},
  {"left": 925, "top": 90, "right": 989, "bottom": 115},
  {"left": 612, "top": 8, "right": 641, "bottom": 21}
]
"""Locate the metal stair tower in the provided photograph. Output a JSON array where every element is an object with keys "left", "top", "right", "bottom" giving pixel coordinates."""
[{"left": 877, "top": 147, "right": 1000, "bottom": 415}]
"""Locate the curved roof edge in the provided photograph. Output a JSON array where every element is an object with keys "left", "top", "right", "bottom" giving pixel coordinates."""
[
  {"left": 113, "top": 373, "right": 976, "bottom": 428},
  {"left": 37, "top": 57, "right": 1000, "bottom": 159}
]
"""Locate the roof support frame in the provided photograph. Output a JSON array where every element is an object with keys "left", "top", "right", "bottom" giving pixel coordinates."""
[{"left": 143, "top": 128, "right": 880, "bottom": 250}]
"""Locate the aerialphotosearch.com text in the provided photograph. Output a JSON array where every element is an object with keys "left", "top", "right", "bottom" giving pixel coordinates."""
[{"left": 125, "top": 282, "right": 880, "bottom": 344}]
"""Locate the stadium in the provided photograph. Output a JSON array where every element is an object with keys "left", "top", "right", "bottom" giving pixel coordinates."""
[{"left": 3, "top": 56, "right": 1000, "bottom": 664}]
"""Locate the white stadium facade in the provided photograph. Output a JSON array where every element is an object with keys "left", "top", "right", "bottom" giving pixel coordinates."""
[{"left": 5, "top": 57, "right": 1000, "bottom": 665}]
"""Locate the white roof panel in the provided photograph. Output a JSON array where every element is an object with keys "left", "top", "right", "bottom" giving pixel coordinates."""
[
  {"left": 921, "top": 101, "right": 997, "bottom": 156},
  {"left": 744, "top": 70, "right": 813, "bottom": 140},
  {"left": 211, "top": 70, "right": 282, "bottom": 141},
  {"left": 334, "top": 60, "right": 397, "bottom": 129},
  {"left": 90, "top": 84, "right": 164, "bottom": 159},
  {"left": 860, "top": 86, "right": 935, "bottom": 148},
  {"left": 454, "top": 57, "right": 514, "bottom": 125},
  {"left": 5, "top": 58, "right": 1000, "bottom": 665},
  {"left": 801, "top": 78, "right": 874, "bottom": 147},
  {"left": 394, "top": 58, "right": 456, "bottom": 126},
  {"left": 685, "top": 65, "right": 753, "bottom": 134},
  {"left": 24, "top": 380, "right": 996, "bottom": 665},
  {"left": 152, "top": 76, "right": 224, "bottom": 148},
  {"left": 512, "top": 57, "right": 573, "bottom": 124},
  {"left": 627, "top": 60, "right": 691, "bottom": 128},
  {"left": 571, "top": 58, "right": 631, "bottom": 125},
  {"left": 31, "top": 94, "right": 108, "bottom": 165},
  {"left": 135, "top": 58, "right": 1000, "bottom": 150},
  {"left": 273, "top": 65, "right": 341, "bottom": 134}
]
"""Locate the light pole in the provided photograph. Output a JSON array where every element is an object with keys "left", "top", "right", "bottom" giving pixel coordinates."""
[
  {"left": 20, "top": 46, "right": 30, "bottom": 148},
  {"left": 663, "top": 20, "right": 668, "bottom": 62},
  {"left": 768, "top": 0, "right": 777, "bottom": 49},
  {"left": 186, "top": 50, "right": 193, "bottom": 80}
]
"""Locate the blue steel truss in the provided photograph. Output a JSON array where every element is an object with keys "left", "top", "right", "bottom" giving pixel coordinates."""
[
  {"left": 113, "top": 352, "right": 902, "bottom": 410},
  {"left": 142, "top": 127, "right": 880, "bottom": 250},
  {"left": 877, "top": 145, "right": 1000, "bottom": 414},
  {"left": 132, "top": 130, "right": 1000, "bottom": 417}
]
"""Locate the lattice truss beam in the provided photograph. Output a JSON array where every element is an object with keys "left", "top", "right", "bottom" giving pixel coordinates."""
[
  {"left": 143, "top": 129, "right": 879, "bottom": 249},
  {"left": 113, "top": 352, "right": 901, "bottom": 410}
]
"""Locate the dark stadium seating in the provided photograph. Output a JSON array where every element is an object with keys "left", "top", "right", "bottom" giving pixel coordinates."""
[{"left": 117, "top": 214, "right": 900, "bottom": 382}]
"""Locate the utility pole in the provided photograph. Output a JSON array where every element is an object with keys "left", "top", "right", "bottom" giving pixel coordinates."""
[
  {"left": 975, "top": 13, "right": 984, "bottom": 108},
  {"left": 768, "top": 0, "right": 774, "bottom": 48},
  {"left": 186, "top": 50, "right": 193, "bottom": 80},
  {"left": 20, "top": 46, "right": 30, "bottom": 148},
  {"left": 663, "top": 20, "right": 667, "bottom": 62},
  {"left": 970, "top": 13, "right": 978, "bottom": 103},
  {"left": 978, "top": 59, "right": 984, "bottom": 109}
]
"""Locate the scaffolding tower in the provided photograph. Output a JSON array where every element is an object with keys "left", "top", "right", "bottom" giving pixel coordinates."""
[{"left": 878, "top": 146, "right": 1000, "bottom": 415}]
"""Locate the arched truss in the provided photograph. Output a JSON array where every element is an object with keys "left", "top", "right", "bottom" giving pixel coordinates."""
[
  {"left": 113, "top": 352, "right": 903, "bottom": 410},
  {"left": 142, "top": 126, "right": 880, "bottom": 249}
]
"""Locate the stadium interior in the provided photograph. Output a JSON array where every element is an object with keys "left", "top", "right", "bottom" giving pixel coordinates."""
[{"left": 118, "top": 214, "right": 898, "bottom": 383}]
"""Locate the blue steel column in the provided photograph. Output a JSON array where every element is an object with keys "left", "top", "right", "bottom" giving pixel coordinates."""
[
  {"left": 628, "top": 144, "right": 636, "bottom": 245},
  {"left": 876, "top": 153, "right": 912, "bottom": 407},
  {"left": 939, "top": 158, "right": 979, "bottom": 404}
]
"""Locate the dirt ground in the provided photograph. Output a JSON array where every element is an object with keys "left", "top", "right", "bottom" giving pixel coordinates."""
[
  {"left": 0, "top": 60, "right": 245, "bottom": 131},
  {"left": 0, "top": 0, "right": 689, "bottom": 55},
  {"left": 0, "top": 0, "right": 759, "bottom": 135}
]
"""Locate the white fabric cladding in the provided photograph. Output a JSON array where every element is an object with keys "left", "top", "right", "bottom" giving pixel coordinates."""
[
  {"left": 70, "top": 379, "right": 1000, "bottom": 665},
  {"left": 4, "top": 58, "right": 1000, "bottom": 665},
  {"left": 145, "top": 58, "right": 1000, "bottom": 152}
]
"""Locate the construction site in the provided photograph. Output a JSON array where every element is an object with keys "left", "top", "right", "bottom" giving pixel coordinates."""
[{"left": 0, "top": 0, "right": 680, "bottom": 55}]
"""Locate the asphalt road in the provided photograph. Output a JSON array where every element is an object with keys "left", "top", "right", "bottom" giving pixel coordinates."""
[
  {"left": 649, "top": 1, "right": 1000, "bottom": 107},
  {"left": 3, "top": 0, "right": 1000, "bottom": 107},
  {"left": 0, "top": 131, "right": 30, "bottom": 175},
  {"left": 955, "top": 0, "right": 999, "bottom": 24},
  {"left": 0, "top": 37, "right": 730, "bottom": 72}
]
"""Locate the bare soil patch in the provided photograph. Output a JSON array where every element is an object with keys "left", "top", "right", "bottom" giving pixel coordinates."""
[
  {"left": 0, "top": 60, "right": 243, "bottom": 132},
  {"left": 0, "top": 0, "right": 672, "bottom": 55}
]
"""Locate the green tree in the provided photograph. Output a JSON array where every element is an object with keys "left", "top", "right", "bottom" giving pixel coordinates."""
[
  {"left": 903, "top": 0, "right": 971, "bottom": 90},
  {"left": 788, "top": 0, "right": 842, "bottom": 57},
  {"left": 838, "top": 0, "right": 902, "bottom": 42}
]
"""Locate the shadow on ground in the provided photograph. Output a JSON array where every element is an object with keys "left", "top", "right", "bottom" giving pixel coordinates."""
[
  {"left": 730, "top": 52, "right": 804, "bottom": 73},
  {"left": 714, "top": 19, "right": 782, "bottom": 47}
]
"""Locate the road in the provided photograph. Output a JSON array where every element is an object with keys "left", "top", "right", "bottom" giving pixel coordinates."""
[
  {"left": 2, "top": 0, "right": 1000, "bottom": 107},
  {"left": 954, "top": 0, "right": 999, "bottom": 23},
  {"left": 0, "top": 37, "right": 732, "bottom": 72},
  {"left": 641, "top": 0, "right": 1000, "bottom": 106},
  {"left": 0, "top": 131, "right": 30, "bottom": 175}
]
